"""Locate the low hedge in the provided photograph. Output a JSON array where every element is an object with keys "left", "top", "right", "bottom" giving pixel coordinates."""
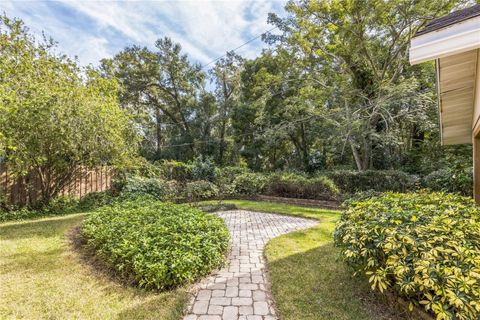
[
  {"left": 334, "top": 192, "right": 480, "bottom": 320},
  {"left": 184, "top": 180, "right": 219, "bottom": 201},
  {"left": 231, "top": 172, "right": 268, "bottom": 196},
  {"left": 0, "top": 192, "right": 113, "bottom": 222},
  {"left": 423, "top": 168, "right": 473, "bottom": 196},
  {"left": 82, "top": 199, "right": 230, "bottom": 290},
  {"left": 118, "top": 175, "right": 179, "bottom": 201},
  {"left": 267, "top": 173, "right": 340, "bottom": 200},
  {"left": 325, "top": 170, "right": 418, "bottom": 194}
]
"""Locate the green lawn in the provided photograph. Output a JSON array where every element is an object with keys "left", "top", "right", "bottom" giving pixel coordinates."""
[
  {"left": 205, "top": 199, "right": 411, "bottom": 320},
  {"left": 1, "top": 200, "right": 410, "bottom": 320},
  {"left": 0, "top": 213, "right": 188, "bottom": 320},
  {"left": 199, "top": 199, "right": 340, "bottom": 220}
]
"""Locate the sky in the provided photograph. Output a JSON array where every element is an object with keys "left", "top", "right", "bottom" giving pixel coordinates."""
[{"left": 2, "top": 0, "right": 286, "bottom": 67}]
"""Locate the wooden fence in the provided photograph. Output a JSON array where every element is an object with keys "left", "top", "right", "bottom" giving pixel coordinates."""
[{"left": 0, "top": 164, "right": 114, "bottom": 206}]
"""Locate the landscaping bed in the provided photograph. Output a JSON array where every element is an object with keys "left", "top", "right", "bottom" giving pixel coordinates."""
[
  {"left": 255, "top": 195, "right": 341, "bottom": 210},
  {"left": 81, "top": 198, "right": 230, "bottom": 290}
]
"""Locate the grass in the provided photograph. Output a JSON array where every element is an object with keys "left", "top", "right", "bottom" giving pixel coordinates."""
[
  {"left": 1, "top": 199, "right": 411, "bottom": 320},
  {"left": 205, "top": 199, "right": 411, "bottom": 320},
  {"left": 199, "top": 199, "right": 340, "bottom": 220},
  {"left": 0, "top": 213, "right": 188, "bottom": 320}
]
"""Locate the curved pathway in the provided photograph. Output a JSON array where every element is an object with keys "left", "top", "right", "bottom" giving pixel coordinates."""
[{"left": 184, "top": 210, "right": 318, "bottom": 320}]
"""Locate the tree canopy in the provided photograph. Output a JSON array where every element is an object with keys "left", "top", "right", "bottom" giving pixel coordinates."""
[
  {"left": 99, "top": 0, "right": 472, "bottom": 174},
  {"left": 0, "top": 16, "right": 138, "bottom": 203},
  {"left": 1, "top": 0, "right": 475, "bottom": 186}
]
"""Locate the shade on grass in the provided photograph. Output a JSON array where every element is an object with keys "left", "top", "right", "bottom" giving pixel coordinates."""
[{"left": 0, "top": 213, "right": 188, "bottom": 319}]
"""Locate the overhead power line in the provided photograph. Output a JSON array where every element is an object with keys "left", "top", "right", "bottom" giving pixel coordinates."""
[
  {"left": 160, "top": 115, "right": 316, "bottom": 149},
  {"left": 200, "top": 26, "right": 278, "bottom": 69}
]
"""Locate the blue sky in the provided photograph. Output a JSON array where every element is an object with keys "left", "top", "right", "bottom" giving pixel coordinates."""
[{"left": 2, "top": 1, "right": 286, "bottom": 66}]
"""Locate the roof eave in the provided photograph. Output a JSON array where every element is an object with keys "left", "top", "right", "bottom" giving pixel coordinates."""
[{"left": 409, "top": 16, "right": 480, "bottom": 65}]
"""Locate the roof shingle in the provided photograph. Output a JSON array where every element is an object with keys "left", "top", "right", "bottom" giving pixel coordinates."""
[{"left": 415, "top": 4, "right": 480, "bottom": 37}]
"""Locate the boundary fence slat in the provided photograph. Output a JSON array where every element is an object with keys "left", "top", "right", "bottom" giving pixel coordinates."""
[{"left": 0, "top": 165, "right": 113, "bottom": 205}]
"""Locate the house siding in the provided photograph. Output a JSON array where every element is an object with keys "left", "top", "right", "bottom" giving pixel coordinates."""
[{"left": 474, "top": 49, "right": 480, "bottom": 135}]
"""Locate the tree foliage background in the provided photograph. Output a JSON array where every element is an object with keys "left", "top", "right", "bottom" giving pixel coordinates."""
[
  {"left": 1, "top": 0, "right": 476, "bottom": 196},
  {"left": 100, "top": 0, "right": 473, "bottom": 174}
]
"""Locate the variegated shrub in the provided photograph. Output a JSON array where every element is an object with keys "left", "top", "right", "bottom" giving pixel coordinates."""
[{"left": 334, "top": 192, "right": 480, "bottom": 320}]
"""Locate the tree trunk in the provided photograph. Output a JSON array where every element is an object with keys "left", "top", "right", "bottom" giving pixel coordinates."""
[
  {"left": 155, "top": 108, "right": 162, "bottom": 154},
  {"left": 349, "top": 137, "right": 365, "bottom": 171},
  {"left": 218, "top": 118, "right": 226, "bottom": 165},
  {"left": 300, "top": 123, "right": 311, "bottom": 172}
]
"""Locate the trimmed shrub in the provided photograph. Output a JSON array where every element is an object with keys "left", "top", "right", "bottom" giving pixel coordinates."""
[
  {"left": 267, "top": 173, "right": 339, "bottom": 200},
  {"left": 184, "top": 180, "right": 219, "bottom": 201},
  {"left": 44, "top": 195, "right": 80, "bottom": 213},
  {"left": 119, "top": 175, "right": 178, "bottom": 201},
  {"left": 423, "top": 167, "right": 473, "bottom": 196},
  {"left": 231, "top": 172, "right": 268, "bottom": 196},
  {"left": 78, "top": 191, "right": 113, "bottom": 210},
  {"left": 334, "top": 192, "right": 480, "bottom": 320},
  {"left": 216, "top": 166, "right": 251, "bottom": 185},
  {"left": 191, "top": 156, "right": 217, "bottom": 182},
  {"left": 325, "top": 170, "right": 418, "bottom": 194},
  {"left": 81, "top": 199, "right": 230, "bottom": 290},
  {"left": 124, "top": 157, "right": 163, "bottom": 178},
  {"left": 156, "top": 160, "right": 193, "bottom": 182}
]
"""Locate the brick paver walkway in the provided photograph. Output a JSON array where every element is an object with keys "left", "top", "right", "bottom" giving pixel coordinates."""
[{"left": 183, "top": 210, "right": 318, "bottom": 320}]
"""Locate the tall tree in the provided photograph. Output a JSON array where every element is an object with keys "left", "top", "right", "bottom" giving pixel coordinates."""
[
  {"left": 102, "top": 38, "right": 205, "bottom": 160},
  {"left": 210, "top": 51, "right": 244, "bottom": 164},
  {"left": 236, "top": 49, "right": 332, "bottom": 171},
  {"left": 267, "top": 0, "right": 469, "bottom": 170}
]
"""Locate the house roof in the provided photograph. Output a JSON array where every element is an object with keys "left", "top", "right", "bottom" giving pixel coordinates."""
[{"left": 415, "top": 4, "right": 480, "bottom": 37}]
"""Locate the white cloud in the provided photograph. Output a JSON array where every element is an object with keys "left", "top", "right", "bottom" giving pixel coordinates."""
[{"left": 2, "top": 0, "right": 285, "bottom": 65}]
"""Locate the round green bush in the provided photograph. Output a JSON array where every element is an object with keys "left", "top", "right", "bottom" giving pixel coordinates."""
[
  {"left": 81, "top": 199, "right": 230, "bottom": 290},
  {"left": 118, "top": 175, "right": 179, "bottom": 201},
  {"left": 423, "top": 167, "right": 473, "bottom": 196},
  {"left": 334, "top": 192, "right": 480, "bottom": 320},
  {"left": 267, "top": 172, "right": 339, "bottom": 200},
  {"left": 231, "top": 172, "right": 268, "bottom": 196},
  {"left": 191, "top": 156, "right": 217, "bottom": 182},
  {"left": 156, "top": 159, "right": 193, "bottom": 182},
  {"left": 78, "top": 191, "right": 112, "bottom": 210},
  {"left": 325, "top": 170, "right": 419, "bottom": 194},
  {"left": 215, "top": 166, "right": 251, "bottom": 188},
  {"left": 184, "top": 180, "right": 219, "bottom": 201}
]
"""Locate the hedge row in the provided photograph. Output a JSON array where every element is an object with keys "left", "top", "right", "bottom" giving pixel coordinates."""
[
  {"left": 325, "top": 170, "right": 419, "bottom": 194},
  {"left": 3, "top": 160, "right": 471, "bottom": 220},
  {"left": 112, "top": 158, "right": 475, "bottom": 199},
  {"left": 115, "top": 165, "right": 426, "bottom": 202},
  {"left": 334, "top": 192, "right": 480, "bottom": 320},
  {"left": 114, "top": 172, "right": 341, "bottom": 202}
]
